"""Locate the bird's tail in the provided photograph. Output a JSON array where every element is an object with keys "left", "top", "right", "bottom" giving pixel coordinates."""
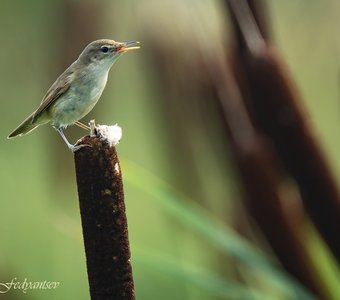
[{"left": 7, "top": 113, "right": 40, "bottom": 139}]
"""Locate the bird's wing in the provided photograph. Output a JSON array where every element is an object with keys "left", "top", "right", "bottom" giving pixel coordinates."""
[{"left": 32, "top": 67, "right": 75, "bottom": 121}]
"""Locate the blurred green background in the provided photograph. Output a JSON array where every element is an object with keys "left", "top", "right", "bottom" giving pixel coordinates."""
[{"left": 0, "top": 1, "right": 339, "bottom": 299}]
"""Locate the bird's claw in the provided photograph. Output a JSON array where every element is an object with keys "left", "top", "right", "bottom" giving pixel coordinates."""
[
  {"left": 69, "top": 143, "right": 92, "bottom": 152},
  {"left": 89, "top": 119, "right": 96, "bottom": 137}
]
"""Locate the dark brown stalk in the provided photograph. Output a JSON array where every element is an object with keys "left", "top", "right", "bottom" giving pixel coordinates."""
[
  {"left": 74, "top": 136, "right": 135, "bottom": 300},
  {"left": 226, "top": 0, "right": 340, "bottom": 263},
  {"left": 206, "top": 54, "right": 326, "bottom": 298}
]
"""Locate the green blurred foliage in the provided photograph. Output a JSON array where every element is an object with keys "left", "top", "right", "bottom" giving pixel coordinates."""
[{"left": 0, "top": 0, "right": 339, "bottom": 299}]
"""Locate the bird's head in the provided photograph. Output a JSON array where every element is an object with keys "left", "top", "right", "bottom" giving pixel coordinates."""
[{"left": 78, "top": 39, "right": 140, "bottom": 68}]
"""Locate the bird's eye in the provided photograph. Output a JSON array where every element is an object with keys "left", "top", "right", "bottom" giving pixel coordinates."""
[{"left": 101, "top": 46, "right": 109, "bottom": 53}]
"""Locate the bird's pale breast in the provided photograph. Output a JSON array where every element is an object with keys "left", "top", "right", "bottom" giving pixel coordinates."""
[{"left": 49, "top": 68, "right": 108, "bottom": 128}]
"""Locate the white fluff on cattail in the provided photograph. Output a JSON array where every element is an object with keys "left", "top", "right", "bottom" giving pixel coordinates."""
[{"left": 96, "top": 124, "right": 122, "bottom": 146}]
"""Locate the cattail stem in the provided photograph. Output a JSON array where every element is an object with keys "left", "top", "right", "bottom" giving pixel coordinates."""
[
  {"left": 226, "top": 0, "right": 340, "bottom": 263},
  {"left": 74, "top": 135, "right": 135, "bottom": 300}
]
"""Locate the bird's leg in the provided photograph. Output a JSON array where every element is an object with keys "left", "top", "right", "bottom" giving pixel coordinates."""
[
  {"left": 89, "top": 119, "right": 96, "bottom": 137},
  {"left": 74, "top": 121, "right": 90, "bottom": 131},
  {"left": 54, "top": 127, "right": 91, "bottom": 152}
]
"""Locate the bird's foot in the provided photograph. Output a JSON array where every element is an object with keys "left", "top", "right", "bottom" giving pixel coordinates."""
[
  {"left": 89, "top": 119, "right": 96, "bottom": 137},
  {"left": 69, "top": 142, "right": 92, "bottom": 152}
]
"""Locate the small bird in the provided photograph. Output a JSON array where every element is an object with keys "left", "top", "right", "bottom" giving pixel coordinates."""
[{"left": 8, "top": 39, "right": 140, "bottom": 151}]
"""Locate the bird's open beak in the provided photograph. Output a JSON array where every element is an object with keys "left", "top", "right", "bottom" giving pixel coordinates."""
[{"left": 118, "top": 41, "right": 140, "bottom": 53}]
